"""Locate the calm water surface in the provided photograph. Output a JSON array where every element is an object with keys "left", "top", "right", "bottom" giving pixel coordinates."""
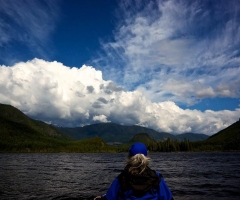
[{"left": 0, "top": 152, "right": 239, "bottom": 200}]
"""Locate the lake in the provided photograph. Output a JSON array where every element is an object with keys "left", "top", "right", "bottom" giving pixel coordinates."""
[{"left": 0, "top": 152, "right": 240, "bottom": 200}]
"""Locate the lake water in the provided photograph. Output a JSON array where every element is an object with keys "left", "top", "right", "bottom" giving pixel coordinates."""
[{"left": 0, "top": 152, "right": 240, "bottom": 200}]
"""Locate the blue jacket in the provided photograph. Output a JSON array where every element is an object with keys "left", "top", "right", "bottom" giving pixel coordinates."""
[{"left": 102, "top": 168, "right": 173, "bottom": 200}]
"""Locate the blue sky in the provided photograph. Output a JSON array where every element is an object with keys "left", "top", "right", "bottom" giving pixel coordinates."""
[{"left": 0, "top": 0, "right": 240, "bottom": 135}]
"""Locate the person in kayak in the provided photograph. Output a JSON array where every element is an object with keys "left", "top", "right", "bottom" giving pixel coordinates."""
[{"left": 94, "top": 142, "right": 174, "bottom": 200}]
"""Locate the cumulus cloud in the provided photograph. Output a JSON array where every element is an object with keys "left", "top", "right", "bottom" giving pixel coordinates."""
[
  {"left": 93, "top": 0, "right": 240, "bottom": 105},
  {"left": 93, "top": 115, "right": 110, "bottom": 123},
  {"left": 1, "top": 59, "right": 240, "bottom": 135}
]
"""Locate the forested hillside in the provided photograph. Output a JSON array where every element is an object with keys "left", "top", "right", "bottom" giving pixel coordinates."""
[
  {"left": 205, "top": 120, "right": 240, "bottom": 150},
  {"left": 125, "top": 133, "right": 192, "bottom": 152},
  {"left": 0, "top": 103, "right": 71, "bottom": 140},
  {"left": 175, "top": 133, "right": 208, "bottom": 141},
  {"left": 125, "top": 125, "right": 240, "bottom": 152},
  {"left": 57, "top": 123, "right": 208, "bottom": 143},
  {"left": 0, "top": 103, "right": 239, "bottom": 152},
  {"left": 0, "top": 104, "right": 115, "bottom": 153}
]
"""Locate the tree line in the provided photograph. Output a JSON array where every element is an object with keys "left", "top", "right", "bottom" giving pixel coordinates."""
[
  {"left": 116, "top": 138, "right": 239, "bottom": 153},
  {"left": 1, "top": 136, "right": 239, "bottom": 153}
]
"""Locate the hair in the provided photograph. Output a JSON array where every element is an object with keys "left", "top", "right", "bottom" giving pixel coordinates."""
[{"left": 126, "top": 153, "right": 150, "bottom": 175}]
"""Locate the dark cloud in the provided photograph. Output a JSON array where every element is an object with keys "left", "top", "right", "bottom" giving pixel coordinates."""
[
  {"left": 92, "top": 102, "right": 102, "bottom": 109},
  {"left": 86, "top": 86, "right": 94, "bottom": 93},
  {"left": 97, "top": 97, "right": 108, "bottom": 104},
  {"left": 106, "top": 82, "right": 123, "bottom": 92},
  {"left": 100, "top": 82, "right": 123, "bottom": 94}
]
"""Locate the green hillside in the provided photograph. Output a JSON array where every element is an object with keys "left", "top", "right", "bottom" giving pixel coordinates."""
[
  {"left": 0, "top": 117, "right": 67, "bottom": 152},
  {"left": 125, "top": 126, "right": 240, "bottom": 152},
  {"left": 57, "top": 123, "right": 177, "bottom": 143},
  {"left": 121, "top": 133, "right": 193, "bottom": 152},
  {"left": 207, "top": 120, "right": 240, "bottom": 142},
  {"left": 205, "top": 120, "right": 240, "bottom": 150},
  {"left": 1, "top": 103, "right": 238, "bottom": 152},
  {"left": 129, "top": 133, "right": 156, "bottom": 144},
  {"left": 113, "top": 133, "right": 157, "bottom": 153},
  {"left": 0, "top": 103, "right": 72, "bottom": 140},
  {"left": 57, "top": 123, "right": 209, "bottom": 143},
  {"left": 0, "top": 103, "right": 115, "bottom": 153}
]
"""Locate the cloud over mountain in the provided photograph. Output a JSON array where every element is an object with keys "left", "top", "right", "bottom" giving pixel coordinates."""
[{"left": 1, "top": 59, "right": 239, "bottom": 135}]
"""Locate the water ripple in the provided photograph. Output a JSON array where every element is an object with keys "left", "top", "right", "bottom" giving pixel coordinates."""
[{"left": 0, "top": 152, "right": 239, "bottom": 199}]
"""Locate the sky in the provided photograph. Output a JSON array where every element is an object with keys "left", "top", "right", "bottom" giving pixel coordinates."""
[{"left": 0, "top": 0, "right": 240, "bottom": 135}]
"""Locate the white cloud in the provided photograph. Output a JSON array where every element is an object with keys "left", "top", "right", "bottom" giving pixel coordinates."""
[
  {"left": 1, "top": 58, "right": 240, "bottom": 135},
  {"left": 94, "top": 0, "right": 240, "bottom": 105},
  {"left": 93, "top": 115, "right": 110, "bottom": 123}
]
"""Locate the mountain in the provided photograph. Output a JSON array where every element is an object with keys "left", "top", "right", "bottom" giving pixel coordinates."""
[
  {"left": 57, "top": 123, "right": 208, "bottom": 143},
  {"left": 207, "top": 120, "right": 240, "bottom": 142},
  {"left": 129, "top": 133, "right": 156, "bottom": 144},
  {"left": 57, "top": 123, "right": 176, "bottom": 143},
  {"left": 0, "top": 103, "right": 72, "bottom": 140},
  {"left": 175, "top": 133, "right": 209, "bottom": 141},
  {"left": 205, "top": 120, "right": 240, "bottom": 150},
  {"left": 0, "top": 103, "right": 72, "bottom": 152},
  {"left": 1, "top": 103, "right": 238, "bottom": 152},
  {"left": 0, "top": 103, "right": 116, "bottom": 153}
]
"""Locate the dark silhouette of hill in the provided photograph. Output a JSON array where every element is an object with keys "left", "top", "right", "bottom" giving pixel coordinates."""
[
  {"left": 207, "top": 120, "right": 240, "bottom": 142},
  {"left": 205, "top": 120, "right": 240, "bottom": 150},
  {"left": 0, "top": 103, "right": 72, "bottom": 140},
  {"left": 0, "top": 103, "right": 75, "bottom": 152},
  {"left": 129, "top": 133, "right": 156, "bottom": 144}
]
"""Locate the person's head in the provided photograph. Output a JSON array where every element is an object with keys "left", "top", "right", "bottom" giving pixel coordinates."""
[{"left": 126, "top": 142, "right": 150, "bottom": 174}]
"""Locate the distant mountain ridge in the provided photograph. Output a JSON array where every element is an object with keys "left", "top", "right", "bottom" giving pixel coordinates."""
[
  {"left": 0, "top": 103, "right": 239, "bottom": 152},
  {"left": 57, "top": 123, "right": 209, "bottom": 143},
  {"left": 175, "top": 132, "right": 209, "bottom": 141}
]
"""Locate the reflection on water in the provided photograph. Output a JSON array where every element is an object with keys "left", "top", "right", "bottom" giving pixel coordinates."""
[{"left": 0, "top": 152, "right": 240, "bottom": 200}]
